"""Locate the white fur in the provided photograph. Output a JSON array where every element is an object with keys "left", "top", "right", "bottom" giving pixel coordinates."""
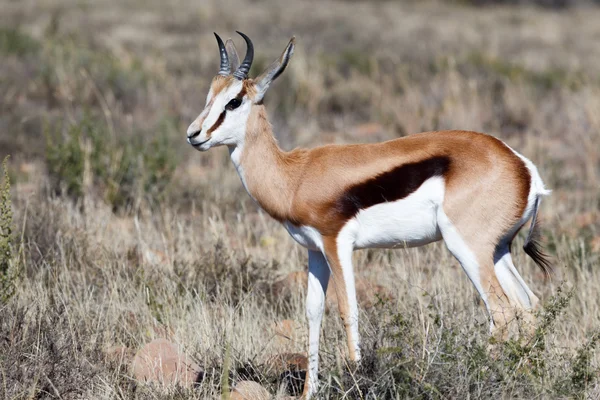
[
  {"left": 318, "top": 176, "right": 448, "bottom": 362},
  {"left": 186, "top": 88, "right": 215, "bottom": 137},
  {"left": 283, "top": 177, "right": 445, "bottom": 252},
  {"left": 284, "top": 223, "right": 323, "bottom": 251},
  {"left": 353, "top": 176, "right": 444, "bottom": 249},
  {"left": 229, "top": 145, "right": 251, "bottom": 197},
  {"left": 186, "top": 107, "right": 209, "bottom": 137},
  {"left": 511, "top": 149, "right": 551, "bottom": 197},
  {"left": 305, "top": 250, "right": 330, "bottom": 398},
  {"left": 202, "top": 82, "right": 242, "bottom": 133},
  {"left": 490, "top": 142, "right": 545, "bottom": 313},
  {"left": 494, "top": 248, "right": 538, "bottom": 310},
  {"left": 187, "top": 80, "right": 252, "bottom": 150},
  {"left": 490, "top": 142, "right": 546, "bottom": 313},
  {"left": 292, "top": 176, "right": 446, "bottom": 372},
  {"left": 504, "top": 143, "right": 551, "bottom": 227}
]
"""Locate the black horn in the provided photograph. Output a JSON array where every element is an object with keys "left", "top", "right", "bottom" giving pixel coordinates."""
[
  {"left": 233, "top": 31, "right": 254, "bottom": 80},
  {"left": 214, "top": 33, "right": 230, "bottom": 76}
]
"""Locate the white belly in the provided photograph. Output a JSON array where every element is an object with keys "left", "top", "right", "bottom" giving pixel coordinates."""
[
  {"left": 351, "top": 176, "right": 445, "bottom": 249},
  {"left": 283, "top": 222, "right": 323, "bottom": 251},
  {"left": 283, "top": 176, "right": 445, "bottom": 251}
]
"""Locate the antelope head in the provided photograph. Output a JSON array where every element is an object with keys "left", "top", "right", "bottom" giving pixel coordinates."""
[{"left": 186, "top": 31, "right": 295, "bottom": 151}]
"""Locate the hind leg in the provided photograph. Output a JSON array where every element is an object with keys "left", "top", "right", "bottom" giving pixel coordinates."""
[
  {"left": 494, "top": 244, "right": 539, "bottom": 333},
  {"left": 438, "top": 209, "right": 515, "bottom": 339},
  {"left": 482, "top": 264, "right": 516, "bottom": 340}
]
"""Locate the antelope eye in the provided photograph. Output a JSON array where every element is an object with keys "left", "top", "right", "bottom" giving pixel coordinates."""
[{"left": 225, "top": 98, "right": 242, "bottom": 111}]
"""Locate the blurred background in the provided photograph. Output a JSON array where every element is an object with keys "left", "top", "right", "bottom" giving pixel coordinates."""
[{"left": 1, "top": 0, "right": 599, "bottom": 398}]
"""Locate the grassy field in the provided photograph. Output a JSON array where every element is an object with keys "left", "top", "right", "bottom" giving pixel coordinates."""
[{"left": 1, "top": 0, "right": 599, "bottom": 398}]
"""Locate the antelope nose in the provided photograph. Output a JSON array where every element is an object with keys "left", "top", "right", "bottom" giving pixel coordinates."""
[{"left": 187, "top": 128, "right": 201, "bottom": 140}]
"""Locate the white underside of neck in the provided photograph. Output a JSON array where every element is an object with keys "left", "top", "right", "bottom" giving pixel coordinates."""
[{"left": 228, "top": 143, "right": 256, "bottom": 202}]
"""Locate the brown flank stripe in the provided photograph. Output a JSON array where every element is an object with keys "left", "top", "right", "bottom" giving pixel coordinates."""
[{"left": 334, "top": 156, "right": 451, "bottom": 220}]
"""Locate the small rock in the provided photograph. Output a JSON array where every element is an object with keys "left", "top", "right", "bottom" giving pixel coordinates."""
[
  {"left": 131, "top": 338, "right": 202, "bottom": 387},
  {"left": 230, "top": 381, "right": 270, "bottom": 400},
  {"left": 265, "top": 352, "right": 308, "bottom": 375}
]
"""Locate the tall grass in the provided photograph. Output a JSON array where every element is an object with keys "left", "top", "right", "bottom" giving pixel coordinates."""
[{"left": 0, "top": 157, "right": 18, "bottom": 304}]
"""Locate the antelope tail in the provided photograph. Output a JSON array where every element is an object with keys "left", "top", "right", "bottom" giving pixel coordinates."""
[{"left": 523, "top": 195, "right": 553, "bottom": 277}]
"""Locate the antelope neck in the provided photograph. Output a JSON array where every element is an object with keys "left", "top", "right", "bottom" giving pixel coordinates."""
[{"left": 229, "top": 105, "right": 304, "bottom": 222}]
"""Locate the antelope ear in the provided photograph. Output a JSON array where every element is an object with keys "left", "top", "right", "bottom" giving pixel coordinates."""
[
  {"left": 225, "top": 39, "right": 240, "bottom": 73},
  {"left": 254, "top": 37, "right": 295, "bottom": 103}
]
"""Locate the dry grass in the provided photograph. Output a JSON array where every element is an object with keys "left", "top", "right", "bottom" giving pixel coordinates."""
[{"left": 0, "top": 0, "right": 599, "bottom": 398}]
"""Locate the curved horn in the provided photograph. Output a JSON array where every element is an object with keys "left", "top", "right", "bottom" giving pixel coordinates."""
[
  {"left": 233, "top": 31, "right": 254, "bottom": 80},
  {"left": 214, "top": 32, "right": 230, "bottom": 76}
]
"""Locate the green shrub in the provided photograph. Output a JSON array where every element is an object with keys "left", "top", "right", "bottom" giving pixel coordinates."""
[
  {"left": 0, "top": 157, "right": 18, "bottom": 304},
  {"left": 45, "top": 120, "right": 86, "bottom": 198},
  {"left": 465, "top": 51, "right": 583, "bottom": 91},
  {"left": 312, "top": 287, "right": 599, "bottom": 399},
  {"left": 45, "top": 115, "right": 177, "bottom": 212},
  {"left": 0, "top": 27, "right": 39, "bottom": 56},
  {"left": 556, "top": 329, "right": 600, "bottom": 397}
]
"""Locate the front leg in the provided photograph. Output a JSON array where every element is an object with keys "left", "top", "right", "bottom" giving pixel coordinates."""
[
  {"left": 323, "top": 235, "right": 361, "bottom": 362},
  {"left": 303, "top": 249, "right": 330, "bottom": 398}
]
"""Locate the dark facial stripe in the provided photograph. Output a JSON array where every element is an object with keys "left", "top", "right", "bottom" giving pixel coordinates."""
[
  {"left": 237, "top": 85, "right": 247, "bottom": 98},
  {"left": 206, "top": 110, "right": 226, "bottom": 137},
  {"left": 206, "top": 86, "right": 248, "bottom": 137},
  {"left": 334, "top": 156, "right": 451, "bottom": 220}
]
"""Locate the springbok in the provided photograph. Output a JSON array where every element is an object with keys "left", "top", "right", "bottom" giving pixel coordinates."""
[{"left": 186, "top": 32, "right": 552, "bottom": 398}]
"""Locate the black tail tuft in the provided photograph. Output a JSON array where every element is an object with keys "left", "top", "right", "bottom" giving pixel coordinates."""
[{"left": 523, "top": 196, "right": 553, "bottom": 277}]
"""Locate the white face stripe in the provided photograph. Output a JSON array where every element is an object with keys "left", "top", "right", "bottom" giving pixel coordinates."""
[
  {"left": 197, "top": 106, "right": 210, "bottom": 126},
  {"left": 201, "top": 80, "right": 244, "bottom": 135},
  {"left": 205, "top": 87, "right": 214, "bottom": 104},
  {"left": 187, "top": 79, "right": 252, "bottom": 150}
]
